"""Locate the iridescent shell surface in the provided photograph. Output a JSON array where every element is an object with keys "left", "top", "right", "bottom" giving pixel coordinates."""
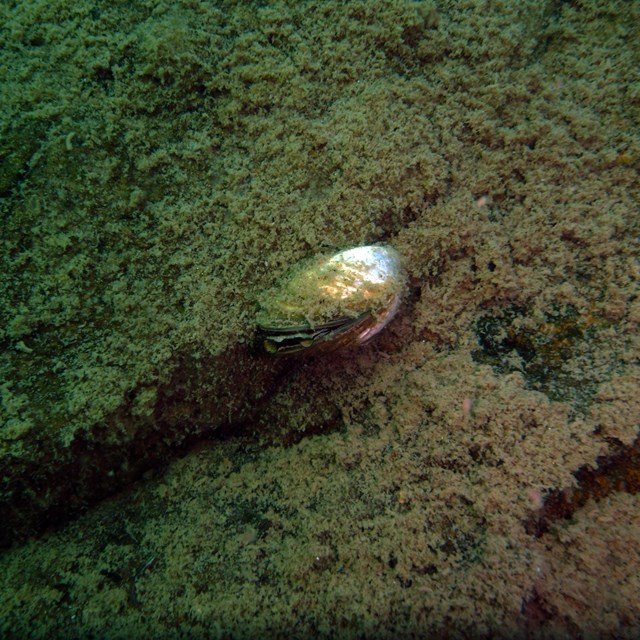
[{"left": 256, "top": 245, "right": 405, "bottom": 356}]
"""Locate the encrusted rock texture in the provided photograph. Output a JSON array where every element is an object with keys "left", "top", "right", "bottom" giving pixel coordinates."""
[{"left": 1, "top": 0, "right": 639, "bottom": 636}]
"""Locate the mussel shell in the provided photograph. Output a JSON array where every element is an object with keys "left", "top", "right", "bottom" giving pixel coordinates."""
[{"left": 256, "top": 245, "right": 404, "bottom": 356}]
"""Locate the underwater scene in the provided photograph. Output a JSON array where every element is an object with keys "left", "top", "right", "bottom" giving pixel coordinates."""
[{"left": 1, "top": 0, "right": 639, "bottom": 637}]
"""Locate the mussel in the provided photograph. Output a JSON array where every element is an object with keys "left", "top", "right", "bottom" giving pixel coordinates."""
[{"left": 256, "top": 245, "right": 405, "bottom": 356}]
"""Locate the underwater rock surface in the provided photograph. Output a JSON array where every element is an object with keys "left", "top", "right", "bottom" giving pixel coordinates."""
[{"left": 1, "top": 0, "right": 639, "bottom": 636}]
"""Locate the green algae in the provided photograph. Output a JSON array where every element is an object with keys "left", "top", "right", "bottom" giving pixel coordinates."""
[
  {"left": 0, "top": 0, "right": 639, "bottom": 635},
  {"left": 473, "top": 304, "right": 616, "bottom": 409}
]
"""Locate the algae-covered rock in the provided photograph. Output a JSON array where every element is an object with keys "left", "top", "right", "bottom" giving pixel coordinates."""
[
  {"left": 0, "top": 0, "right": 640, "bottom": 636},
  {"left": 1, "top": 0, "right": 639, "bottom": 574},
  {"left": 0, "top": 0, "right": 455, "bottom": 545}
]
